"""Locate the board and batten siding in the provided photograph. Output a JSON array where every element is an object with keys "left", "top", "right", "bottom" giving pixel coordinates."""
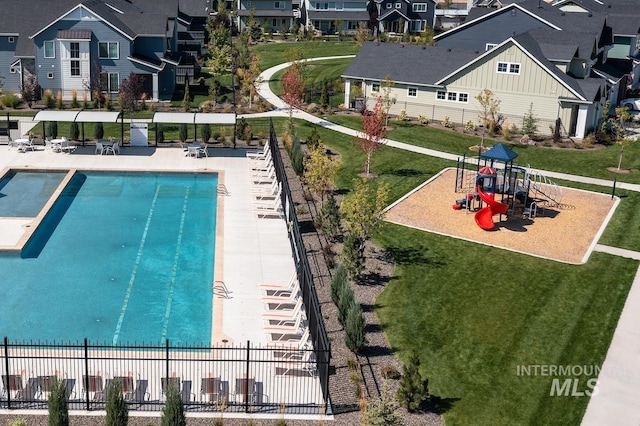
[
  {"left": 441, "top": 43, "right": 577, "bottom": 123},
  {"left": 0, "top": 36, "right": 21, "bottom": 93}
]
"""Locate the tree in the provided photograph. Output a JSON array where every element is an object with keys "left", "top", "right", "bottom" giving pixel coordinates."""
[
  {"left": 105, "top": 379, "right": 128, "bottom": 426},
  {"left": 397, "top": 350, "right": 429, "bottom": 412},
  {"left": 47, "top": 121, "right": 58, "bottom": 138},
  {"left": 318, "top": 192, "right": 341, "bottom": 241},
  {"left": 242, "top": 55, "right": 263, "bottom": 109},
  {"left": 234, "top": 32, "right": 252, "bottom": 70},
  {"left": 356, "top": 96, "right": 387, "bottom": 176},
  {"left": 420, "top": 27, "right": 435, "bottom": 46},
  {"left": 355, "top": 22, "right": 371, "bottom": 47},
  {"left": 119, "top": 72, "right": 145, "bottom": 111},
  {"left": 282, "top": 62, "right": 305, "bottom": 120},
  {"left": 521, "top": 102, "right": 538, "bottom": 136},
  {"left": 182, "top": 81, "right": 191, "bottom": 112},
  {"left": 306, "top": 125, "right": 321, "bottom": 150},
  {"left": 613, "top": 105, "right": 633, "bottom": 171},
  {"left": 69, "top": 122, "right": 79, "bottom": 140},
  {"left": 48, "top": 379, "right": 69, "bottom": 426},
  {"left": 337, "top": 277, "right": 356, "bottom": 324},
  {"left": 341, "top": 177, "right": 390, "bottom": 242},
  {"left": 201, "top": 123, "right": 212, "bottom": 143},
  {"left": 341, "top": 231, "right": 365, "bottom": 281},
  {"left": 94, "top": 122, "right": 104, "bottom": 140},
  {"left": 161, "top": 384, "right": 186, "bottom": 426},
  {"left": 246, "top": 8, "right": 263, "bottom": 42},
  {"left": 360, "top": 380, "right": 403, "bottom": 426},
  {"left": 320, "top": 80, "right": 330, "bottom": 108},
  {"left": 345, "top": 300, "right": 367, "bottom": 353},
  {"left": 330, "top": 263, "right": 349, "bottom": 306},
  {"left": 303, "top": 144, "right": 340, "bottom": 200},
  {"left": 179, "top": 123, "right": 188, "bottom": 143},
  {"left": 476, "top": 88, "right": 504, "bottom": 134},
  {"left": 335, "top": 18, "right": 344, "bottom": 37},
  {"left": 380, "top": 75, "right": 395, "bottom": 127},
  {"left": 207, "top": 23, "right": 232, "bottom": 107},
  {"left": 21, "top": 74, "right": 39, "bottom": 108}
]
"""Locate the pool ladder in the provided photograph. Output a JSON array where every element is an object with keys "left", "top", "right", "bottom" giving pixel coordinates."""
[
  {"left": 213, "top": 280, "right": 231, "bottom": 298},
  {"left": 217, "top": 184, "right": 230, "bottom": 196}
]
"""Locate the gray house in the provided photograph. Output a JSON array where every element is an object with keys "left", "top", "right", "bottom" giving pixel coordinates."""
[
  {"left": 375, "top": 0, "right": 435, "bottom": 34},
  {"left": 236, "top": 0, "right": 297, "bottom": 33},
  {"left": 0, "top": 0, "right": 205, "bottom": 102}
]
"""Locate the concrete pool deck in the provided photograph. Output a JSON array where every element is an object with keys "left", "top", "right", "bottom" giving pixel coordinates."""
[{"left": 0, "top": 144, "right": 297, "bottom": 347}]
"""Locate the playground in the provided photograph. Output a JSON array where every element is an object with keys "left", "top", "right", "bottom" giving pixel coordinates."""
[{"left": 384, "top": 164, "right": 618, "bottom": 264}]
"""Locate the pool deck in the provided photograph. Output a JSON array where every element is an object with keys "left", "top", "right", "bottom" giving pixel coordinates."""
[{"left": 0, "top": 144, "right": 296, "bottom": 347}]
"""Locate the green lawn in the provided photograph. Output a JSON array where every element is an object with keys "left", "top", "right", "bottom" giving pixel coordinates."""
[
  {"left": 250, "top": 40, "right": 359, "bottom": 71},
  {"left": 271, "top": 117, "right": 639, "bottom": 425}
]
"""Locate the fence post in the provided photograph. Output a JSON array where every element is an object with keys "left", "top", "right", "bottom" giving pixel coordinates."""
[
  {"left": 245, "top": 340, "right": 251, "bottom": 413},
  {"left": 84, "top": 338, "right": 90, "bottom": 411},
  {"left": 4, "top": 336, "right": 11, "bottom": 409},
  {"left": 612, "top": 177, "right": 617, "bottom": 199},
  {"left": 165, "top": 339, "right": 170, "bottom": 387}
]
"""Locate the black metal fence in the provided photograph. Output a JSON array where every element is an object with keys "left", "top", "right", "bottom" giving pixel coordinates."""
[
  {"left": 268, "top": 119, "right": 332, "bottom": 413},
  {"left": 1, "top": 337, "right": 327, "bottom": 415}
]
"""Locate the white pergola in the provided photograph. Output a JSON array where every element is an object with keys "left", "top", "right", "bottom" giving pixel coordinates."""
[
  {"left": 33, "top": 111, "right": 123, "bottom": 146},
  {"left": 152, "top": 112, "right": 236, "bottom": 146}
]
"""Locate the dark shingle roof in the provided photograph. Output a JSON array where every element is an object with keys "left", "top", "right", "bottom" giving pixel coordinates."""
[{"left": 342, "top": 41, "right": 482, "bottom": 86}]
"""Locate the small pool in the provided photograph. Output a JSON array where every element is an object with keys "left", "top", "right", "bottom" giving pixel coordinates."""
[
  {"left": 0, "top": 171, "right": 217, "bottom": 345},
  {"left": 0, "top": 170, "right": 67, "bottom": 217}
]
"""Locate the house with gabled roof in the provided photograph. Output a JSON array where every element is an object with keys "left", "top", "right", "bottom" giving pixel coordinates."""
[
  {"left": 0, "top": 0, "right": 205, "bottom": 102},
  {"left": 342, "top": 36, "right": 606, "bottom": 138},
  {"left": 374, "top": 0, "right": 436, "bottom": 34}
]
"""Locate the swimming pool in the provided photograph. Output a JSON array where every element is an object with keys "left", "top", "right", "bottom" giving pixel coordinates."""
[{"left": 0, "top": 171, "right": 217, "bottom": 345}]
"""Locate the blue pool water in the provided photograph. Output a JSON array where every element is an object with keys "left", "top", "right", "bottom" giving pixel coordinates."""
[
  {"left": 0, "top": 171, "right": 217, "bottom": 345},
  {"left": 0, "top": 171, "right": 67, "bottom": 217}
]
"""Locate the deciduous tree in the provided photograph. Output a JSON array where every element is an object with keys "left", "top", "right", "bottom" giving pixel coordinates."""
[
  {"left": 282, "top": 62, "right": 305, "bottom": 120},
  {"left": 303, "top": 144, "right": 340, "bottom": 200},
  {"left": 21, "top": 74, "right": 39, "bottom": 108},
  {"left": 380, "top": 75, "right": 395, "bottom": 127},
  {"left": 119, "top": 72, "right": 145, "bottom": 111},
  {"left": 476, "top": 88, "right": 504, "bottom": 134},
  {"left": 356, "top": 96, "right": 387, "bottom": 176}
]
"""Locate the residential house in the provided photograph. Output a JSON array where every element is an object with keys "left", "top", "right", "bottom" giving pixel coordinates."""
[
  {"left": 342, "top": 36, "right": 606, "bottom": 138},
  {"left": 374, "top": 0, "right": 436, "bottom": 34},
  {"left": 236, "top": 0, "right": 296, "bottom": 33},
  {"left": 0, "top": 0, "right": 204, "bottom": 102},
  {"left": 306, "top": 0, "right": 371, "bottom": 35}
]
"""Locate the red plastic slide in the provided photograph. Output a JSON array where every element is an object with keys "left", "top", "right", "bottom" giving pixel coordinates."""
[{"left": 474, "top": 186, "right": 508, "bottom": 231}]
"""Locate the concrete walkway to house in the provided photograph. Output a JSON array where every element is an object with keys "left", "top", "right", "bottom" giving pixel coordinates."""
[{"left": 255, "top": 58, "right": 640, "bottom": 425}]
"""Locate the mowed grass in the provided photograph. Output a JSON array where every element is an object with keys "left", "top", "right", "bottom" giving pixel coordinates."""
[
  {"left": 251, "top": 40, "right": 359, "bottom": 70},
  {"left": 267, "top": 117, "right": 640, "bottom": 425},
  {"left": 270, "top": 58, "right": 352, "bottom": 99}
]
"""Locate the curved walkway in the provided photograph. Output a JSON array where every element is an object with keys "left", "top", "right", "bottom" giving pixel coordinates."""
[{"left": 253, "top": 57, "right": 640, "bottom": 425}]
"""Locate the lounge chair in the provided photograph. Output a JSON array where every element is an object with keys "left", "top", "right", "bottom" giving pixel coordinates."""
[
  {"left": 1, "top": 374, "right": 22, "bottom": 399},
  {"left": 264, "top": 311, "right": 306, "bottom": 332},
  {"left": 254, "top": 187, "right": 281, "bottom": 203},
  {"left": 251, "top": 179, "right": 278, "bottom": 195},
  {"left": 82, "top": 375, "right": 105, "bottom": 401},
  {"left": 63, "top": 378, "right": 76, "bottom": 401},
  {"left": 200, "top": 377, "right": 229, "bottom": 405},
  {"left": 128, "top": 379, "right": 150, "bottom": 403},
  {"left": 95, "top": 142, "right": 104, "bottom": 155},
  {"left": 263, "top": 297, "right": 304, "bottom": 319},
  {"left": 260, "top": 271, "right": 298, "bottom": 298},
  {"left": 15, "top": 377, "right": 40, "bottom": 401},
  {"left": 60, "top": 138, "right": 76, "bottom": 153},
  {"left": 262, "top": 288, "right": 300, "bottom": 305},
  {"left": 246, "top": 142, "right": 270, "bottom": 160},
  {"left": 267, "top": 326, "right": 310, "bottom": 346},
  {"left": 233, "top": 378, "right": 255, "bottom": 403},
  {"left": 248, "top": 151, "right": 272, "bottom": 168},
  {"left": 253, "top": 197, "right": 283, "bottom": 218},
  {"left": 275, "top": 349, "right": 317, "bottom": 377}
]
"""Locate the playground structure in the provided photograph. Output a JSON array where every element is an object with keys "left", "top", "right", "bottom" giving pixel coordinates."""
[{"left": 453, "top": 144, "right": 564, "bottom": 231}]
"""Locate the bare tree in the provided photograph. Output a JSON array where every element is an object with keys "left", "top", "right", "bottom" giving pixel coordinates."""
[{"left": 119, "top": 73, "right": 145, "bottom": 111}]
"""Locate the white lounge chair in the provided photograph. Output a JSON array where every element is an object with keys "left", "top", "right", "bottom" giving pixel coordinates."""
[
  {"left": 275, "top": 349, "right": 317, "bottom": 377},
  {"left": 259, "top": 271, "right": 298, "bottom": 297},
  {"left": 95, "top": 142, "right": 104, "bottom": 155},
  {"left": 60, "top": 138, "right": 76, "bottom": 153},
  {"left": 246, "top": 142, "right": 270, "bottom": 160},
  {"left": 253, "top": 197, "right": 283, "bottom": 218},
  {"left": 264, "top": 312, "right": 306, "bottom": 332},
  {"left": 263, "top": 297, "right": 304, "bottom": 318}
]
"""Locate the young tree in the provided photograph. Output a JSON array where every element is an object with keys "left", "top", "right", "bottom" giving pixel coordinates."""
[
  {"left": 282, "top": 62, "right": 305, "bottom": 120},
  {"left": 355, "top": 22, "right": 371, "bottom": 47},
  {"left": 330, "top": 263, "right": 349, "bottom": 306},
  {"left": 21, "top": 74, "right": 39, "bottom": 108},
  {"left": 94, "top": 122, "right": 104, "bottom": 140},
  {"left": 69, "top": 122, "right": 79, "bottom": 140},
  {"left": 521, "top": 102, "right": 538, "bottom": 136},
  {"left": 380, "top": 75, "right": 395, "bottom": 127},
  {"left": 476, "top": 88, "right": 504, "bottom": 134},
  {"left": 341, "top": 231, "right": 365, "bottom": 281},
  {"left": 245, "top": 8, "right": 263, "bottom": 42},
  {"left": 207, "top": 23, "right": 232, "bottom": 107},
  {"left": 106, "top": 379, "right": 128, "bottom": 426},
  {"left": 242, "top": 54, "right": 263, "bottom": 109},
  {"left": 397, "top": 350, "right": 429, "bottom": 412},
  {"left": 201, "top": 123, "right": 212, "bottom": 143},
  {"left": 356, "top": 96, "right": 387, "bottom": 177},
  {"left": 47, "top": 121, "right": 59, "bottom": 139},
  {"left": 360, "top": 379, "right": 403, "bottom": 426},
  {"left": 179, "top": 123, "right": 188, "bottom": 143},
  {"left": 306, "top": 125, "right": 321, "bottom": 150},
  {"left": 161, "top": 384, "right": 186, "bottom": 426},
  {"left": 303, "top": 144, "right": 340, "bottom": 200},
  {"left": 119, "top": 72, "right": 145, "bottom": 111},
  {"left": 182, "top": 81, "right": 191, "bottom": 112},
  {"left": 341, "top": 177, "right": 390, "bottom": 242},
  {"left": 318, "top": 192, "right": 341, "bottom": 241},
  {"left": 614, "top": 105, "right": 634, "bottom": 171},
  {"left": 48, "top": 379, "right": 69, "bottom": 426},
  {"left": 345, "top": 300, "right": 367, "bottom": 353},
  {"left": 420, "top": 26, "right": 435, "bottom": 46}
]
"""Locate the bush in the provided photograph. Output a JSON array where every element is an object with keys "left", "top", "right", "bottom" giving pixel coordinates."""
[
  {"left": 341, "top": 231, "right": 365, "bottom": 281},
  {"left": 1, "top": 93, "right": 21, "bottom": 108},
  {"left": 464, "top": 120, "right": 477, "bottom": 133},
  {"left": 318, "top": 193, "right": 340, "bottom": 241},
  {"left": 106, "top": 379, "right": 128, "bottom": 426},
  {"left": 157, "top": 124, "right": 165, "bottom": 144},
  {"left": 441, "top": 116, "right": 454, "bottom": 128},
  {"left": 161, "top": 384, "right": 186, "bottom": 426},
  {"left": 94, "top": 122, "right": 104, "bottom": 140},
  {"left": 337, "top": 280, "right": 355, "bottom": 325},
  {"left": 306, "top": 126, "right": 321, "bottom": 150},
  {"left": 397, "top": 350, "right": 429, "bottom": 412},
  {"left": 46, "top": 121, "right": 58, "bottom": 139},
  {"left": 10, "top": 418, "right": 28, "bottom": 426},
  {"left": 330, "top": 263, "right": 349, "bottom": 307},
  {"left": 70, "top": 89, "right": 79, "bottom": 108},
  {"left": 44, "top": 89, "right": 55, "bottom": 108},
  {"left": 56, "top": 90, "right": 64, "bottom": 110},
  {"left": 201, "top": 123, "right": 211, "bottom": 143},
  {"left": 290, "top": 136, "right": 304, "bottom": 175},
  {"left": 48, "top": 379, "right": 69, "bottom": 426},
  {"left": 179, "top": 123, "right": 188, "bottom": 143},
  {"left": 345, "top": 301, "right": 366, "bottom": 353},
  {"left": 69, "top": 122, "right": 79, "bottom": 140},
  {"left": 236, "top": 118, "right": 249, "bottom": 140},
  {"left": 397, "top": 110, "right": 408, "bottom": 121},
  {"left": 418, "top": 115, "right": 429, "bottom": 125}
]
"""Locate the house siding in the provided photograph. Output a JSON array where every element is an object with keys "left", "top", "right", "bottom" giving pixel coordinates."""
[
  {"left": 436, "top": 9, "right": 553, "bottom": 51},
  {"left": 0, "top": 36, "right": 21, "bottom": 93}
]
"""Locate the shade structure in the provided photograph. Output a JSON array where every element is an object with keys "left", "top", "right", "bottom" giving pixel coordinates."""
[
  {"left": 153, "top": 112, "right": 195, "bottom": 124},
  {"left": 194, "top": 113, "right": 236, "bottom": 125},
  {"left": 33, "top": 111, "right": 81, "bottom": 122},
  {"left": 75, "top": 111, "right": 122, "bottom": 123}
]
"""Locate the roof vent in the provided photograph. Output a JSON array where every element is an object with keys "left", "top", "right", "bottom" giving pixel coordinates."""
[
  {"left": 376, "top": 42, "right": 380, "bottom": 46},
  {"left": 561, "top": 12, "right": 565, "bottom": 15},
  {"left": 474, "top": 50, "right": 479, "bottom": 54},
  {"left": 447, "top": 48, "right": 451, "bottom": 52},
  {"left": 401, "top": 44, "right": 405, "bottom": 48},
  {"left": 422, "top": 46, "right": 426, "bottom": 50},
  {"left": 588, "top": 13, "right": 592, "bottom": 17}
]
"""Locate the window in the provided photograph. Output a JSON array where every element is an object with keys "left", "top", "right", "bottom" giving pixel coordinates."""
[
  {"left": 70, "top": 42, "right": 80, "bottom": 58},
  {"left": 436, "top": 90, "right": 468, "bottom": 103},
  {"left": 71, "top": 60, "right": 80, "bottom": 76},
  {"left": 395, "top": 2, "right": 401, "bottom": 7},
  {"left": 410, "top": 20, "right": 427, "bottom": 32},
  {"left": 274, "top": 1, "right": 285, "bottom": 8},
  {"left": 101, "top": 72, "right": 119, "bottom": 92},
  {"left": 10, "top": 67, "right": 16, "bottom": 74},
  {"left": 408, "top": 87, "right": 417, "bottom": 97},
  {"left": 447, "top": 92, "right": 457, "bottom": 101},
  {"left": 44, "top": 40, "right": 55, "bottom": 58},
  {"left": 99, "top": 42, "right": 119, "bottom": 59},
  {"left": 485, "top": 43, "right": 497, "bottom": 51},
  {"left": 348, "top": 21, "right": 358, "bottom": 30},
  {"left": 372, "top": 82, "right": 380, "bottom": 92},
  {"left": 8, "top": 37, "right": 15, "bottom": 43},
  {"left": 315, "top": 1, "right": 328, "bottom": 8},
  {"left": 458, "top": 93, "right": 468, "bottom": 103},
  {"left": 436, "top": 90, "right": 446, "bottom": 100},
  {"left": 272, "top": 19, "right": 277, "bottom": 27},
  {"left": 336, "top": 2, "right": 344, "bottom": 9},
  {"left": 412, "top": 3, "right": 426, "bottom": 11},
  {"left": 386, "top": 3, "right": 392, "bottom": 8},
  {"left": 497, "top": 61, "right": 520, "bottom": 74},
  {"left": 47, "top": 72, "right": 54, "bottom": 79},
  {"left": 247, "top": 1, "right": 251, "bottom": 5}
]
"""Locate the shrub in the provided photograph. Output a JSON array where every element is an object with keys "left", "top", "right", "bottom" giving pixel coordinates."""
[
  {"left": 201, "top": 123, "right": 211, "bottom": 143},
  {"left": 345, "top": 301, "right": 366, "bottom": 353},
  {"left": 44, "top": 89, "right": 55, "bottom": 108},
  {"left": 318, "top": 193, "right": 340, "bottom": 241},
  {"left": 418, "top": 115, "right": 429, "bottom": 125},
  {"left": 161, "top": 384, "right": 186, "bottom": 426},
  {"left": 330, "top": 263, "right": 349, "bottom": 307},
  {"left": 290, "top": 136, "right": 304, "bottom": 175},
  {"left": 82, "top": 92, "right": 89, "bottom": 109},
  {"left": 105, "top": 379, "right": 128, "bottom": 426},
  {"left": 69, "top": 122, "right": 79, "bottom": 140},
  {"left": 105, "top": 96, "right": 112, "bottom": 111},
  {"left": 502, "top": 120, "right": 514, "bottom": 140},
  {"left": 243, "top": 123, "right": 253, "bottom": 142},
  {"left": 157, "top": 124, "right": 165, "bottom": 144},
  {"left": 56, "top": 90, "right": 64, "bottom": 110},
  {"left": 361, "top": 380, "right": 402, "bottom": 426},
  {"left": 441, "top": 116, "right": 454, "bottom": 129},
  {"left": 46, "top": 121, "right": 58, "bottom": 138},
  {"left": 94, "top": 122, "right": 104, "bottom": 140},
  {"left": 48, "top": 379, "right": 69, "bottom": 426},
  {"left": 464, "top": 120, "right": 477, "bottom": 133},
  {"left": 381, "top": 365, "right": 401, "bottom": 380},
  {"left": 306, "top": 126, "right": 321, "bottom": 150},
  {"left": 396, "top": 109, "right": 408, "bottom": 121},
  {"left": 70, "top": 89, "right": 79, "bottom": 108},
  {"left": 397, "top": 350, "right": 429, "bottom": 412},
  {"left": 1, "top": 93, "right": 21, "bottom": 108},
  {"left": 341, "top": 231, "right": 365, "bottom": 281},
  {"left": 10, "top": 418, "right": 28, "bottom": 426},
  {"left": 337, "top": 281, "right": 355, "bottom": 325},
  {"left": 236, "top": 118, "right": 249, "bottom": 140},
  {"left": 179, "top": 123, "right": 188, "bottom": 143}
]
